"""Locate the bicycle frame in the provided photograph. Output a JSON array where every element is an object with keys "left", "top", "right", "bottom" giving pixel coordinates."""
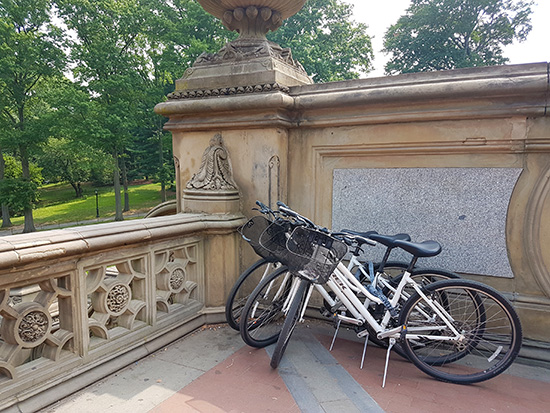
[{"left": 282, "top": 260, "right": 464, "bottom": 344}]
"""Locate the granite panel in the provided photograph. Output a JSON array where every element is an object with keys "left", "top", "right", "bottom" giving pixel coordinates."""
[{"left": 332, "top": 168, "right": 522, "bottom": 277}]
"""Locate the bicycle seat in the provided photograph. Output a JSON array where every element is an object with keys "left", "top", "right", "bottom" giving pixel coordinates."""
[
  {"left": 393, "top": 239, "right": 442, "bottom": 257},
  {"left": 342, "top": 229, "right": 411, "bottom": 248}
]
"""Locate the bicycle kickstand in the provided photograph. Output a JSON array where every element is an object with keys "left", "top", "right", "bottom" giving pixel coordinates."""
[
  {"left": 382, "top": 337, "right": 396, "bottom": 388},
  {"left": 358, "top": 329, "right": 369, "bottom": 369},
  {"left": 329, "top": 319, "right": 341, "bottom": 351}
]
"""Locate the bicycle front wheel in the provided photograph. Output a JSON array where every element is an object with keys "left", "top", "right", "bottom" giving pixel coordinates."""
[
  {"left": 239, "top": 266, "right": 293, "bottom": 348},
  {"left": 225, "top": 258, "right": 282, "bottom": 330},
  {"left": 270, "top": 278, "right": 309, "bottom": 369},
  {"left": 399, "top": 279, "right": 522, "bottom": 384}
]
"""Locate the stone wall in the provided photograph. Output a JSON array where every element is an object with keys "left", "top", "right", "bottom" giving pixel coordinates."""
[{"left": 158, "top": 62, "right": 550, "bottom": 347}]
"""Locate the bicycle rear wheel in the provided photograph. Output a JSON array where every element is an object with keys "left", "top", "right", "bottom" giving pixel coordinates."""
[
  {"left": 270, "top": 278, "right": 309, "bottom": 369},
  {"left": 225, "top": 258, "right": 282, "bottom": 330},
  {"left": 239, "top": 266, "right": 293, "bottom": 348},
  {"left": 399, "top": 279, "right": 522, "bottom": 384}
]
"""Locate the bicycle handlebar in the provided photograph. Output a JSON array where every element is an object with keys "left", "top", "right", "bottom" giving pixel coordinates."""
[
  {"left": 331, "top": 231, "right": 377, "bottom": 247},
  {"left": 259, "top": 200, "right": 377, "bottom": 247}
]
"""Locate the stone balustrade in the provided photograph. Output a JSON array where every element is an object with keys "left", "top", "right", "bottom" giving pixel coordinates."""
[{"left": 0, "top": 213, "right": 245, "bottom": 412}]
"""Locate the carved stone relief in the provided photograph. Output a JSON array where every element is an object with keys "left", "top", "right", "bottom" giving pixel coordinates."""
[
  {"left": 87, "top": 259, "right": 147, "bottom": 341},
  {"left": 186, "top": 133, "right": 239, "bottom": 191},
  {"left": 167, "top": 82, "right": 290, "bottom": 100},
  {"left": 0, "top": 278, "right": 74, "bottom": 380},
  {"left": 155, "top": 244, "right": 199, "bottom": 314}
]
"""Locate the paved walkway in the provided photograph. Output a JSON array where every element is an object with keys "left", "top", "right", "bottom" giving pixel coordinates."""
[{"left": 39, "top": 321, "right": 550, "bottom": 413}]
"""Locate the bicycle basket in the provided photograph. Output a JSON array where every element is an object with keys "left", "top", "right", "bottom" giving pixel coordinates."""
[
  {"left": 238, "top": 216, "right": 274, "bottom": 259},
  {"left": 286, "top": 227, "right": 348, "bottom": 284},
  {"left": 257, "top": 220, "right": 304, "bottom": 267}
]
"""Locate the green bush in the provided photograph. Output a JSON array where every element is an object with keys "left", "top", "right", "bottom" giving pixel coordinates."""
[{"left": 0, "top": 178, "right": 39, "bottom": 216}]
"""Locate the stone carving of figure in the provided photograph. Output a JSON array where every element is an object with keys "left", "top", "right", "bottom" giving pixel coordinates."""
[{"left": 186, "top": 133, "right": 238, "bottom": 191}]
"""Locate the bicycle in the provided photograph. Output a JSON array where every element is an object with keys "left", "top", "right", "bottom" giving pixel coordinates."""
[
  {"left": 236, "top": 203, "right": 460, "bottom": 355},
  {"left": 249, "top": 204, "right": 522, "bottom": 385}
]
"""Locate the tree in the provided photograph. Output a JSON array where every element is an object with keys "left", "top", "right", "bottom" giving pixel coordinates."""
[
  {"left": 0, "top": 153, "right": 42, "bottom": 217},
  {"left": 268, "top": 0, "right": 374, "bottom": 82},
  {"left": 383, "top": 0, "right": 533, "bottom": 75},
  {"left": 39, "top": 138, "right": 104, "bottom": 198},
  {"left": 57, "top": 0, "right": 153, "bottom": 220},
  {"left": 0, "top": 0, "right": 66, "bottom": 232}
]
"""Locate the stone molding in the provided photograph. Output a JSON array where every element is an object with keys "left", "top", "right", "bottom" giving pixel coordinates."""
[
  {"left": 167, "top": 82, "right": 290, "bottom": 100},
  {"left": 524, "top": 162, "right": 550, "bottom": 297},
  {"left": 0, "top": 213, "right": 245, "bottom": 274}
]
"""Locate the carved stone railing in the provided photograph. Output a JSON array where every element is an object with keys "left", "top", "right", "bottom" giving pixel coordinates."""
[{"left": 0, "top": 213, "right": 245, "bottom": 412}]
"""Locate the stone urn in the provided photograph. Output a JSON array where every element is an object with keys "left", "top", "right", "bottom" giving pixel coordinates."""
[
  {"left": 197, "top": 0, "right": 307, "bottom": 38},
  {"left": 169, "top": 0, "right": 312, "bottom": 100}
]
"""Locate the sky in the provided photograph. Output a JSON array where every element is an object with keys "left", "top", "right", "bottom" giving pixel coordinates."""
[{"left": 344, "top": 0, "right": 550, "bottom": 77}]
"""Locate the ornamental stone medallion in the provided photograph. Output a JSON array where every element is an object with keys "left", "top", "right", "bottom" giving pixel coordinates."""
[
  {"left": 168, "top": 0, "right": 312, "bottom": 101},
  {"left": 105, "top": 284, "right": 131, "bottom": 316},
  {"left": 2, "top": 303, "right": 53, "bottom": 348}
]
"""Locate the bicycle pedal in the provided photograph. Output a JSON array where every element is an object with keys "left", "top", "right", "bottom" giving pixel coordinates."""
[
  {"left": 356, "top": 329, "right": 369, "bottom": 338},
  {"left": 319, "top": 308, "right": 331, "bottom": 317}
]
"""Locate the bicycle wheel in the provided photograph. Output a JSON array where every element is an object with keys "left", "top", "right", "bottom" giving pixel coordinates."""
[
  {"left": 399, "top": 279, "right": 522, "bottom": 384},
  {"left": 239, "top": 266, "right": 293, "bottom": 348},
  {"left": 225, "top": 258, "right": 282, "bottom": 330},
  {"left": 270, "top": 278, "right": 309, "bottom": 369}
]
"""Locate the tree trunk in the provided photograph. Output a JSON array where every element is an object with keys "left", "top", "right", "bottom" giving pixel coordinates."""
[
  {"left": 113, "top": 152, "right": 123, "bottom": 221},
  {"left": 0, "top": 148, "right": 12, "bottom": 228},
  {"left": 121, "top": 156, "right": 129, "bottom": 212},
  {"left": 70, "top": 181, "right": 83, "bottom": 198},
  {"left": 20, "top": 145, "right": 36, "bottom": 233},
  {"left": 161, "top": 181, "right": 166, "bottom": 203},
  {"left": 1, "top": 204, "right": 11, "bottom": 228}
]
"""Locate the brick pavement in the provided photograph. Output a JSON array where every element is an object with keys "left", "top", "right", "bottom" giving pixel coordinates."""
[{"left": 40, "top": 321, "right": 550, "bottom": 413}]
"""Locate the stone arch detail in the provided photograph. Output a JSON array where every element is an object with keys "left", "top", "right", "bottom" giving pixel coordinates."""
[{"left": 524, "top": 162, "right": 550, "bottom": 297}]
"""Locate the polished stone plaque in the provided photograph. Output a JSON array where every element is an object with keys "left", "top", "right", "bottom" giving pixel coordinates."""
[{"left": 332, "top": 168, "right": 522, "bottom": 277}]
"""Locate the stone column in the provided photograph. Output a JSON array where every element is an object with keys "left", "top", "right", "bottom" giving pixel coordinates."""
[{"left": 155, "top": 0, "right": 311, "bottom": 215}]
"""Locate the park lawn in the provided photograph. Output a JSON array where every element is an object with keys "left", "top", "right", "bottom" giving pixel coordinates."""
[{"left": 8, "top": 182, "right": 174, "bottom": 227}]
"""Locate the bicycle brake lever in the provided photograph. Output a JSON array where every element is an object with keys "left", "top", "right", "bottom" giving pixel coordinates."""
[{"left": 276, "top": 200, "right": 290, "bottom": 209}]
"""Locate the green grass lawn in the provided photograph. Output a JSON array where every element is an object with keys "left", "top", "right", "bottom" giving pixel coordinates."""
[{"left": 8, "top": 182, "right": 175, "bottom": 228}]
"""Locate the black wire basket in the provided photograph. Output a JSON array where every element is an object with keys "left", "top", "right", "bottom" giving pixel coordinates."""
[
  {"left": 256, "top": 220, "right": 294, "bottom": 264},
  {"left": 287, "top": 227, "right": 348, "bottom": 284},
  {"left": 238, "top": 215, "right": 275, "bottom": 259},
  {"left": 259, "top": 224, "right": 348, "bottom": 284}
]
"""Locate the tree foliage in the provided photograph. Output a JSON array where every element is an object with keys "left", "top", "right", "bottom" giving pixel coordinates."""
[
  {"left": 383, "top": 0, "right": 534, "bottom": 74},
  {"left": 0, "top": 0, "right": 375, "bottom": 229},
  {"left": 269, "top": 0, "right": 373, "bottom": 82},
  {"left": 0, "top": 0, "right": 67, "bottom": 231}
]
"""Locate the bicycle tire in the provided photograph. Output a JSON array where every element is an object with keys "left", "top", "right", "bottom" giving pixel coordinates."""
[
  {"left": 239, "top": 266, "right": 293, "bottom": 348},
  {"left": 399, "top": 279, "right": 522, "bottom": 384},
  {"left": 270, "top": 278, "right": 309, "bottom": 369},
  {"left": 225, "top": 258, "right": 281, "bottom": 330}
]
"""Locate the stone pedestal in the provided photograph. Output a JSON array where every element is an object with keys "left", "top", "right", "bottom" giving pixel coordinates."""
[
  {"left": 183, "top": 189, "right": 240, "bottom": 214},
  {"left": 168, "top": 1, "right": 312, "bottom": 102}
]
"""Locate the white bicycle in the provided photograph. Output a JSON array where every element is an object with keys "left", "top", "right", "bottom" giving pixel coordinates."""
[{"left": 240, "top": 203, "right": 522, "bottom": 385}]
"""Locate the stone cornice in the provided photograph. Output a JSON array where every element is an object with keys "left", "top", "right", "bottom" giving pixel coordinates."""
[
  {"left": 155, "top": 63, "right": 549, "bottom": 131},
  {"left": 291, "top": 63, "right": 549, "bottom": 127}
]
